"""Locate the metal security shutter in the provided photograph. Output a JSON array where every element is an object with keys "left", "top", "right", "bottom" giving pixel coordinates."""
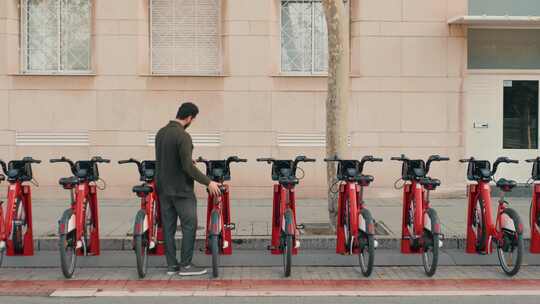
[{"left": 151, "top": 0, "right": 221, "bottom": 75}]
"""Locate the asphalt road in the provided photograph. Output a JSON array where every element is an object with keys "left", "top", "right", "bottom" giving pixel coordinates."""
[{"left": 0, "top": 296, "right": 538, "bottom": 304}]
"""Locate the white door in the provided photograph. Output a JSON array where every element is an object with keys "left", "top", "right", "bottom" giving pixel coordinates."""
[{"left": 465, "top": 74, "right": 540, "bottom": 182}]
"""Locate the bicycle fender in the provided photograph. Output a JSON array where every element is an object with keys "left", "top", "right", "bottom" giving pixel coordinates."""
[
  {"left": 210, "top": 210, "right": 221, "bottom": 236},
  {"left": 133, "top": 210, "right": 148, "bottom": 236},
  {"left": 359, "top": 209, "right": 375, "bottom": 235},
  {"left": 58, "top": 209, "right": 75, "bottom": 235},
  {"left": 424, "top": 208, "right": 441, "bottom": 235}
]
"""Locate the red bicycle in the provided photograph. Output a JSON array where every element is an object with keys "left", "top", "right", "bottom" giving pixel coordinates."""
[
  {"left": 0, "top": 157, "right": 41, "bottom": 265},
  {"left": 527, "top": 157, "right": 540, "bottom": 254},
  {"left": 391, "top": 154, "right": 449, "bottom": 277},
  {"left": 51, "top": 156, "right": 110, "bottom": 278},
  {"left": 325, "top": 155, "right": 382, "bottom": 277},
  {"left": 257, "top": 156, "right": 315, "bottom": 277},
  {"left": 196, "top": 156, "right": 247, "bottom": 278},
  {"left": 461, "top": 157, "right": 523, "bottom": 276},
  {"left": 119, "top": 158, "right": 164, "bottom": 278}
]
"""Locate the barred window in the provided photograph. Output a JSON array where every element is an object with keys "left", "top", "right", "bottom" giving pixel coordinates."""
[
  {"left": 21, "top": 0, "right": 92, "bottom": 73},
  {"left": 281, "top": 0, "right": 328, "bottom": 74},
  {"left": 151, "top": 0, "right": 221, "bottom": 75}
]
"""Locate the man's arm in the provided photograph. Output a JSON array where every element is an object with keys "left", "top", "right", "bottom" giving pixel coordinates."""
[{"left": 178, "top": 133, "right": 211, "bottom": 186}]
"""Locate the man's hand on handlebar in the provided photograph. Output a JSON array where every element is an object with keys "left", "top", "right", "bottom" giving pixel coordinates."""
[{"left": 207, "top": 181, "right": 221, "bottom": 197}]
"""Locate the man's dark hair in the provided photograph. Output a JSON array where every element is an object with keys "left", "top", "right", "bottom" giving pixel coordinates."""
[{"left": 176, "top": 102, "right": 199, "bottom": 120}]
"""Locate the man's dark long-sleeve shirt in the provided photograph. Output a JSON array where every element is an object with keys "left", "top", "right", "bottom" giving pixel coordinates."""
[{"left": 155, "top": 120, "right": 211, "bottom": 197}]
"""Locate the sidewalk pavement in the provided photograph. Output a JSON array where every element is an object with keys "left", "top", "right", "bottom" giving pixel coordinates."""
[
  {"left": 1, "top": 266, "right": 540, "bottom": 297},
  {"left": 28, "top": 196, "right": 534, "bottom": 250}
]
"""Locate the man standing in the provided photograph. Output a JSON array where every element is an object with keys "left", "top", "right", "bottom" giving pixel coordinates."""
[{"left": 155, "top": 102, "right": 221, "bottom": 276}]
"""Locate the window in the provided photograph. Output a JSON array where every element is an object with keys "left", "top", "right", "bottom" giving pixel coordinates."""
[
  {"left": 503, "top": 80, "right": 539, "bottom": 149},
  {"left": 21, "top": 0, "right": 92, "bottom": 73},
  {"left": 280, "top": 0, "right": 328, "bottom": 74},
  {"left": 151, "top": 0, "right": 221, "bottom": 75},
  {"left": 468, "top": 29, "right": 540, "bottom": 70}
]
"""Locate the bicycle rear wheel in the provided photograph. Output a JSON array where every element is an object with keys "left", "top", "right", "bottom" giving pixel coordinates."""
[
  {"left": 59, "top": 209, "right": 77, "bottom": 279},
  {"left": 422, "top": 208, "right": 440, "bottom": 277},
  {"left": 497, "top": 208, "right": 523, "bottom": 276},
  {"left": 283, "top": 208, "right": 294, "bottom": 277},
  {"left": 358, "top": 209, "right": 375, "bottom": 277}
]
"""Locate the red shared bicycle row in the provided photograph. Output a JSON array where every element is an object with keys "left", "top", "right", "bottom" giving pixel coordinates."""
[{"left": 2, "top": 154, "right": 540, "bottom": 279}]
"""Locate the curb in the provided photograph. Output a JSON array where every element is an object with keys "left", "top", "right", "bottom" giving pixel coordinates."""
[{"left": 32, "top": 236, "right": 534, "bottom": 251}]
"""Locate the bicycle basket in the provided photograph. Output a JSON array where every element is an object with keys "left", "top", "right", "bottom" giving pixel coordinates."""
[
  {"left": 271, "top": 160, "right": 294, "bottom": 181},
  {"left": 8, "top": 160, "right": 33, "bottom": 181},
  {"left": 76, "top": 161, "right": 99, "bottom": 181},
  {"left": 467, "top": 160, "right": 491, "bottom": 181},
  {"left": 532, "top": 160, "right": 540, "bottom": 181},
  {"left": 402, "top": 160, "right": 426, "bottom": 180},
  {"left": 206, "top": 160, "right": 231, "bottom": 182},
  {"left": 336, "top": 160, "right": 359, "bottom": 181},
  {"left": 141, "top": 160, "right": 156, "bottom": 181}
]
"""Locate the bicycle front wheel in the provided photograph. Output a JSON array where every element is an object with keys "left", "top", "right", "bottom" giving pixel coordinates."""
[
  {"left": 422, "top": 208, "right": 440, "bottom": 277},
  {"left": 59, "top": 209, "right": 77, "bottom": 279},
  {"left": 134, "top": 234, "right": 149, "bottom": 278},
  {"left": 210, "top": 234, "right": 220, "bottom": 278},
  {"left": 497, "top": 208, "right": 523, "bottom": 276},
  {"left": 283, "top": 209, "right": 294, "bottom": 277},
  {"left": 358, "top": 209, "right": 375, "bottom": 277}
]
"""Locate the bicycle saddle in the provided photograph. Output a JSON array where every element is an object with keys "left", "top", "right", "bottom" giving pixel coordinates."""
[
  {"left": 132, "top": 185, "right": 153, "bottom": 194},
  {"left": 419, "top": 177, "right": 441, "bottom": 191},
  {"left": 496, "top": 178, "right": 517, "bottom": 192},
  {"left": 357, "top": 174, "right": 374, "bottom": 186},
  {"left": 59, "top": 176, "right": 78, "bottom": 188}
]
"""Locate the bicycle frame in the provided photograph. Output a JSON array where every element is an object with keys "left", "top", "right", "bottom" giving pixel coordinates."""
[
  {"left": 531, "top": 182, "right": 540, "bottom": 253},
  {"left": 465, "top": 181, "right": 522, "bottom": 255},
  {"left": 336, "top": 182, "right": 360, "bottom": 254},
  {"left": 271, "top": 183, "right": 298, "bottom": 255},
  {"left": 3, "top": 181, "right": 34, "bottom": 256},
  {"left": 400, "top": 180, "right": 439, "bottom": 254},
  {"left": 133, "top": 180, "right": 164, "bottom": 256},
  {"left": 63, "top": 182, "right": 100, "bottom": 256},
  {"left": 205, "top": 184, "right": 232, "bottom": 255}
]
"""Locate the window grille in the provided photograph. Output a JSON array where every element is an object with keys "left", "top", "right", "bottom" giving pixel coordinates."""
[
  {"left": 281, "top": 0, "right": 328, "bottom": 74},
  {"left": 21, "top": 0, "right": 92, "bottom": 73}
]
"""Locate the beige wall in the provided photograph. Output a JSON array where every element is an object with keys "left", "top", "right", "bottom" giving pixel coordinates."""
[{"left": 0, "top": 0, "right": 467, "bottom": 199}]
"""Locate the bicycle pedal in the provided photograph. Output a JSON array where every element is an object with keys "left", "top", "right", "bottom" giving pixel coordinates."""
[
  {"left": 296, "top": 224, "right": 305, "bottom": 230},
  {"left": 374, "top": 239, "right": 379, "bottom": 249},
  {"left": 267, "top": 245, "right": 276, "bottom": 251},
  {"left": 438, "top": 240, "right": 443, "bottom": 248}
]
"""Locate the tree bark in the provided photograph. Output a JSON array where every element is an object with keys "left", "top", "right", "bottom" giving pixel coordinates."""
[{"left": 322, "top": 0, "right": 350, "bottom": 229}]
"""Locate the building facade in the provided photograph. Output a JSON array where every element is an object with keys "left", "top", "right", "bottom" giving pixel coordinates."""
[{"left": 0, "top": 0, "right": 536, "bottom": 199}]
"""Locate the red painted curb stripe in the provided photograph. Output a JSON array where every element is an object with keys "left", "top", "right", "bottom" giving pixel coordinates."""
[{"left": 1, "top": 279, "right": 540, "bottom": 296}]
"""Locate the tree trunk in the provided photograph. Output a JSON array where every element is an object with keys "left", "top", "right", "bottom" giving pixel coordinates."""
[{"left": 322, "top": 0, "right": 350, "bottom": 229}]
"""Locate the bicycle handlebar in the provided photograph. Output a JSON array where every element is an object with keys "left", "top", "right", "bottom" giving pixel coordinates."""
[
  {"left": 526, "top": 157, "right": 540, "bottom": 163},
  {"left": 390, "top": 154, "right": 409, "bottom": 162},
  {"left": 50, "top": 156, "right": 109, "bottom": 176},
  {"left": 0, "top": 157, "right": 42, "bottom": 174}
]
